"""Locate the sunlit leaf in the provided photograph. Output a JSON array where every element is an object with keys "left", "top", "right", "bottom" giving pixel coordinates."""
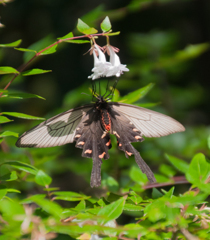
[
  {"left": 53, "top": 191, "right": 90, "bottom": 201},
  {"left": 0, "top": 39, "right": 22, "bottom": 48},
  {"left": 0, "top": 131, "right": 18, "bottom": 138},
  {"left": 35, "top": 170, "right": 52, "bottom": 186},
  {"left": 28, "top": 195, "right": 63, "bottom": 218},
  {"left": 165, "top": 154, "right": 189, "bottom": 173},
  {"left": 0, "top": 116, "right": 12, "bottom": 124},
  {"left": 77, "top": 19, "right": 97, "bottom": 34},
  {"left": 2, "top": 92, "right": 45, "bottom": 100},
  {"left": 2, "top": 112, "right": 45, "bottom": 120},
  {"left": 39, "top": 43, "right": 58, "bottom": 55},
  {"left": 119, "top": 83, "right": 154, "bottom": 104},
  {"left": 97, "top": 197, "right": 125, "bottom": 224},
  {"left": 129, "top": 166, "right": 148, "bottom": 185},
  {"left": 124, "top": 203, "right": 143, "bottom": 211},
  {"left": 104, "top": 31, "right": 120, "bottom": 36},
  {"left": 58, "top": 32, "right": 74, "bottom": 40},
  {"left": 15, "top": 48, "right": 37, "bottom": 52},
  {"left": 64, "top": 39, "right": 90, "bottom": 44},
  {"left": 0, "top": 66, "right": 19, "bottom": 75},
  {"left": 101, "top": 16, "right": 112, "bottom": 32},
  {"left": 22, "top": 68, "right": 52, "bottom": 76},
  {"left": 4, "top": 161, "right": 38, "bottom": 175}
]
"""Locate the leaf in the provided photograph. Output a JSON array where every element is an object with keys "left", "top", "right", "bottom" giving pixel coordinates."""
[
  {"left": 6, "top": 171, "right": 18, "bottom": 181},
  {"left": 77, "top": 19, "right": 98, "bottom": 34},
  {"left": 0, "top": 187, "right": 7, "bottom": 200},
  {"left": 2, "top": 92, "right": 45, "bottom": 100},
  {"left": 124, "top": 203, "right": 143, "bottom": 211},
  {"left": 105, "top": 176, "right": 119, "bottom": 192},
  {"left": 75, "top": 200, "right": 86, "bottom": 211},
  {"left": 0, "top": 116, "right": 12, "bottom": 124},
  {"left": 0, "top": 171, "right": 18, "bottom": 181},
  {"left": 208, "top": 135, "right": 210, "bottom": 150},
  {"left": 35, "top": 170, "right": 52, "bottom": 186},
  {"left": 39, "top": 43, "right": 58, "bottom": 55},
  {"left": 15, "top": 48, "right": 37, "bottom": 52},
  {"left": 58, "top": 32, "right": 74, "bottom": 40},
  {"left": 101, "top": 16, "right": 112, "bottom": 32},
  {"left": 0, "top": 39, "right": 22, "bottom": 48},
  {"left": 0, "top": 131, "right": 18, "bottom": 138},
  {"left": 186, "top": 153, "right": 210, "bottom": 185},
  {"left": 97, "top": 197, "right": 125, "bottom": 224},
  {"left": 64, "top": 40, "right": 90, "bottom": 44},
  {"left": 28, "top": 195, "right": 63, "bottom": 218},
  {"left": 104, "top": 31, "right": 120, "bottom": 36},
  {"left": 4, "top": 161, "right": 38, "bottom": 175},
  {"left": 119, "top": 83, "right": 154, "bottom": 104},
  {"left": 2, "top": 112, "right": 45, "bottom": 120},
  {"left": 159, "top": 164, "right": 177, "bottom": 177},
  {"left": 53, "top": 191, "right": 89, "bottom": 201},
  {"left": 128, "top": 191, "right": 142, "bottom": 204},
  {"left": 129, "top": 166, "right": 148, "bottom": 185},
  {"left": 22, "top": 68, "right": 52, "bottom": 76},
  {"left": 165, "top": 154, "right": 189, "bottom": 173},
  {"left": 0, "top": 66, "right": 19, "bottom": 75}
]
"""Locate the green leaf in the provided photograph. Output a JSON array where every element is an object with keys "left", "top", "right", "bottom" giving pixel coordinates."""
[
  {"left": 0, "top": 116, "right": 12, "bottom": 124},
  {"left": 104, "top": 31, "right": 120, "bottom": 36},
  {"left": 124, "top": 203, "right": 143, "bottom": 211},
  {"left": 35, "top": 170, "right": 52, "bottom": 186},
  {"left": 0, "top": 187, "right": 7, "bottom": 200},
  {"left": 15, "top": 48, "right": 37, "bottom": 53},
  {"left": 101, "top": 16, "right": 112, "bottom": 32},
  {"left": 64, "top": 39, "right": 90, "bottom": 44},
  {"left": 75, "top": 200, "right": 86, "bottom": 211},
  {"left": 4, "top": 161, "right": 38, "bottom": 175},
  {"left": 77, "top": 19, "right": 98, "bottom": 34},
  {"left": 0, "top": 66, "right": 19, "bottom": 75},
  {"left": 186, "top": 153, "right": 210, "bottom": 185},
  {"left": 208, "top": 135, "right": 210, "bottom": 150},
  {"left": 6, "top": 171, "right": 18, "bottom": 181},
  {"left": 128, "top": 191, "right": 142, "bottom": 204},
  {"left": 0, "top": 171, "right": 18, "bottom": 181},
  {"left": 22, "top": 68, "right": 52, "bottom": 76},
  {"left": 58, "top": 32, "right": 74, "bottom": 40},
  {"left": 104, "top": 176, "right": 119, "bottom": 192},
  {"left": 0, "top": 39, "right": 22, "bottom": 48},
  {"left": 2, "top": 92, "right": 45, "bottom": 100},
  {"left": 152, "top": 188, "right": 163, "bottom": 199},
  {"left": 129, "top": 166, "right": 148, "bottom": 185},
  {"left": 0, "top": 131, "right": 18, "bottom": 138},
  {"left": 165, "top": 154, "right": 189, "bottom": 173},
  {"left": 28, "top": 195, "right": 63, "bottom": 218},
  {"left": 2, "top": 112, "right": 45, "bottom": 120},
  {"left": 97, "top": 197, "right": 125, "bottom": 224},
  {"left": 39, "top": 43, "right": 58, "bottom": 55},
  {"left": 53, "top": 191, "right": 90, "bottom": 201},
  {"left": 119, "top": 83, "right": 154, "bottom": 104},
  {"left": 159, "top": 164, "right": 177, "bottom": 177}
]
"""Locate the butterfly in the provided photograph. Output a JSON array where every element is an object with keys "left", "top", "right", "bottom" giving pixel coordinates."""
[{"left": 16, "top": 95, "right": 185, "bottom": 187}]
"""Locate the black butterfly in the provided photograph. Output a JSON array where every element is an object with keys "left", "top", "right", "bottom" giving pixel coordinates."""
[{"left": 16, "top": 95, "right": 185, "bottom": 187}]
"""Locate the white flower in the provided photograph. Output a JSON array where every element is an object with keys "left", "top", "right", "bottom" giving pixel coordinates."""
[
  {"left": 88, "top": 45, "right": 111, "bottom": 80},
  {"left": 106, "top": 45, "right": 129, "bottom": 77}
]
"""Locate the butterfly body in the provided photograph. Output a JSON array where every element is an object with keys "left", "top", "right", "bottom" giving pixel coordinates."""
[{"left": 16, "top": 96, "right": 185, "bottom": 187}]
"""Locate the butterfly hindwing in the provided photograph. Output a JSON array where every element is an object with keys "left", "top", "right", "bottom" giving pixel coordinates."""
[
  {"left": 74, "top": 109, "right": 111, "bottom": 187},
  {"left": 109, "top": 107, "right": 156, "bottom": 183}
]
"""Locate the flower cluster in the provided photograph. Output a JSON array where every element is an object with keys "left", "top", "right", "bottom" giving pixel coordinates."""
[{"left": 88, "top": 44, "right": 129, "bottom": 80}]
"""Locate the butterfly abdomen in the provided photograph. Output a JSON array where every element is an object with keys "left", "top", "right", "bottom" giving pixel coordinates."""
[{"left": 100, "top": 108, "right": 111, "bottom": 131}]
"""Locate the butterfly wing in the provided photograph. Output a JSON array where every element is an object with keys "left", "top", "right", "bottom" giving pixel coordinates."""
[
  {"left": 73, "top": 108, "right": 112, "bottom": 187},
  {"left": 108, "top": 106, "right": 156, "bottom": 183},
  {"left": 16, "top": 105, "right": 93, "bottom": 148},
  {"left": 110, "top": 102, "right": 185, "bottom": 137}
]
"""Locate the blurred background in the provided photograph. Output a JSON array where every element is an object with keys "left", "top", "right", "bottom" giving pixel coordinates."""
[{"left": 1, "top": 0, "right": 210, "bottom": 196}]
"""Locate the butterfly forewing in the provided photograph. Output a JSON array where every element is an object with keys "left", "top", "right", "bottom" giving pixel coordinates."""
[
  {"left": 110, "top": 102, "right": 185, "bottom": 138},
  {"left": 16, "top": 105, "right": 93, "bottom": 148}
]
